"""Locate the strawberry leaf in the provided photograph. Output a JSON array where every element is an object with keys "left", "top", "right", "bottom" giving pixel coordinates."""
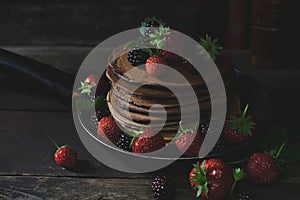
[{"left": 196, "top": 186, "right": 202, "bottom": 197}]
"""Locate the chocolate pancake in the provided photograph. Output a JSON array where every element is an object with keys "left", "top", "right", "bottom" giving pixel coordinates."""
[{"left": 106, "top": 46, "right": 235, "bottom": 141}]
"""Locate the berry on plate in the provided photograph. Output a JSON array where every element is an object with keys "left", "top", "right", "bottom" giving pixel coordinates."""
[
  {"left": 116, "top": 133, "right": 133, "bottom": 152},
  {"left": 97, "top": 116, "right": 121, "bottom": 145},
  {"left": 48, "top": 135, "right": 78, "bottom": 169},
  {"left": 132, "top": 128, "right": 165, "bottom": 153},
  {"left": 224, "top": 104, "right": 256, "bottom": 144},
  {"left": 151, "top": 176, "right": 174, "bottom": 200},
  {"left": 146, "top": 56, "right": 167, "bottom": 77},
  {"left": 189, "top": 159, "right": 233, "bottom": 200},
  {"left": 127, "top": 46, "right": 150, "bottom": 66},
  {"left": 175, "top": 123, "right": 204, "bottom": 157}
]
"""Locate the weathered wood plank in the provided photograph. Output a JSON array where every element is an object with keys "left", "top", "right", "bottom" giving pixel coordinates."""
[
  {"left": 0, "top": 176, "right": 154, "bottom": 200},
  {"left": 0, "top": 175, "right": 299, "bottom": 200}
]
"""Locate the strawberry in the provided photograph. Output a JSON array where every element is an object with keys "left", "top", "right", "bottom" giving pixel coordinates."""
[
  {"left": 132, "top": 128, "right": 165, "bottom": 153},
  {"left": 97, "top": 116, "right": 121, "bottom": 145},
  {"left": 224, "top": 104, "right": 256, "bottom": 145},
  {"left": 146, "top": 56, "right": 167, "bottom": 77},
  {"left": 55, "top": 146, "right": 78, "bottom": 169},
  {"left": 48, "top": 135, "right": 78, "bottom": 169},
  {"left": 246, "top": 152, "right": 280, "bottom": 185},
  {"left": 189, "top": 159, "right": 233, "bottom": 200},
  {"left": 85, "top": 74, "right": 97, "bottom": 87},
  {"left": 175, "top": 130, "right": 204, "bottom": 157}
]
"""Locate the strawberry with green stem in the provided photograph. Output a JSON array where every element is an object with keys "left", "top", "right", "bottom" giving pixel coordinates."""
[
  {"left": 246, "top": 141, "right": 287, "bottom": 185},
  {"left": 48, "top": 135, "right": 78, "bottom": 169},
  {"left": 97, "top": 116, "right": 121, "bottom": 145},
  {"left": 146, "top": 55, "right": 167, "bottom": 77},
  {"left": 224, "top": 104, "right": 256, "bottom": 144},
  {"left": 175, "top": 121, "right": 205, "bottom": 157},
  {"left": 189, "top": 159, "right": 233, "bottom": 200},
  {"left": 131, "top": 127, "right": 165, "bottom": 153}
]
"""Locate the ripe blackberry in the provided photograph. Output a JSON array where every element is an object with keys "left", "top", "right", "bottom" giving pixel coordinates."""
[
  {"left": 127, "top": 46, "right": 149, "bottom": 66},
  {"left": 116, "top": 133, "right": 133, "bottom": 152},
  {"left": 236, "top": 192, "right": 256, "bottom": 200},
  {"left": 199, "top": 122, "right": 209, "bottom": 134},
  {"left": 89, "top": 110, "right": 102, "bottom": 128},
  {"left": 151, "top": 176, "right": 174, "bottom": 200},
  {"left": 90, "top": 113, "right": 98, "bottom": 128},
  {"left": 144, "top": 20, "right": 160, "bottom": 37}
]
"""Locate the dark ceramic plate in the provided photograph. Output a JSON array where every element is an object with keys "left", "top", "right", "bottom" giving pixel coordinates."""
[{"left": 76, "top": 68, "right": 272, "bottom": 161}]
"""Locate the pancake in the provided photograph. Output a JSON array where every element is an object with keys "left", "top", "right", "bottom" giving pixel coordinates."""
[{"left": 106, "top": 46, "right": 235, "bottom": 141}]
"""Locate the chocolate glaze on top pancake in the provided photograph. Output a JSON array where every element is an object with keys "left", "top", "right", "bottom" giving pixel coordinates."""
[{"left": 106, "top": 46, "right": 235, "bottom": 141}]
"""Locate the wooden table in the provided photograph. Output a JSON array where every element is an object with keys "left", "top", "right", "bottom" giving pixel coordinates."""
[{"left": 0, "top": 47, "right": 299, "bottom": 199}]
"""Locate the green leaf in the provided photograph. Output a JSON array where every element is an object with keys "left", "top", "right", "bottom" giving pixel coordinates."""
[
  {"left": 76, "top": 98, "right": 94, "bottom": 115},
  {"left": 94, "top": 96, "right": 110, "bottom": 116},
  {"left": 196, "top": 186, "right": 202, "bottom": 197},
  {"left": 233, "top": 168, "right": 246, "bottom": 181}
]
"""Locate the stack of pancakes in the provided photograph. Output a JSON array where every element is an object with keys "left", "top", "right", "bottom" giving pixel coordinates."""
[{"left": 106, "top": 50, "right": 235, "bottom": 141}]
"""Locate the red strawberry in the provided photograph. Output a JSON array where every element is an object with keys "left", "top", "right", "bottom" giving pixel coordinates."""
[
  {"left": 224, "top": 104, "right": 256, "bottom": 144},
  {"left": 97, "top": 116, "right": 121, "bottom": 145},
  {"left": 189, "top": 159, "right": 233, "bottom": 200},
  {"left": 85, "top": 74, "right": 97, "bottom": 87},
  {"left": 55, "top": 146, "right": 78, "bottom": 169},
  {"left": 175, "top": 130, "right": 204, "bottom": 157},
  {"left": 246, "top": 152, "right": 280, "bottom": 185},
  {"left": 132, "top": 128, "right": 165, "bottom": 153},
  {"left": 48, "top": 135, "right": 78, "bottom": 169},
  {"left": 146, "top": 56, "right": 167, "bottom": 77}
]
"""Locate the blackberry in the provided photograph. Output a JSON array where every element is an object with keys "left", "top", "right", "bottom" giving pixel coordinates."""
[
  {"left": 151, "top": 176, "right": 174, "bottom": 200},
  {"left": 89, "top": 110, "right": 102, "bottom": 128},
  {"left": 144, "top": 20, "right": 160, "bottom": 37},
  {"left": 236, "top": 192, "right": 256, "bottom": 200},
  {"left": 199, "top": 122, "right": 209, "bottom": 134},
  {"left": 127, "top": 46, "right": 149, "bottom": 66},
  {"left": 116, "top": 133, "right": 133, "bottom": 152},
  {"left": 89, "top": 113, "right": 98, "bottom": 128}
]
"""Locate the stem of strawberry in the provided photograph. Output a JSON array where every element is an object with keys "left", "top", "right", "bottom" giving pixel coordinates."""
[
  {"left": 241, "top": 104, "right": 249, "bottom": 119},
  {"left": 48, "top": 134, "right": 60, "bottom": 149},
  {"left": 275, "top": 140, "right": 288, "bottom": 159},
  {"left": 229, "top": 168, "right": 246, "bottom": 200},
  {"left": 226, "top": 157, "right": 249, "bottom": 165}
]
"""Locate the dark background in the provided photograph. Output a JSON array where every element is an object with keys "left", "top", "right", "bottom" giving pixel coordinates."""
[{"left": 0, "top": 0, "right": 299, "bottom": 133}]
